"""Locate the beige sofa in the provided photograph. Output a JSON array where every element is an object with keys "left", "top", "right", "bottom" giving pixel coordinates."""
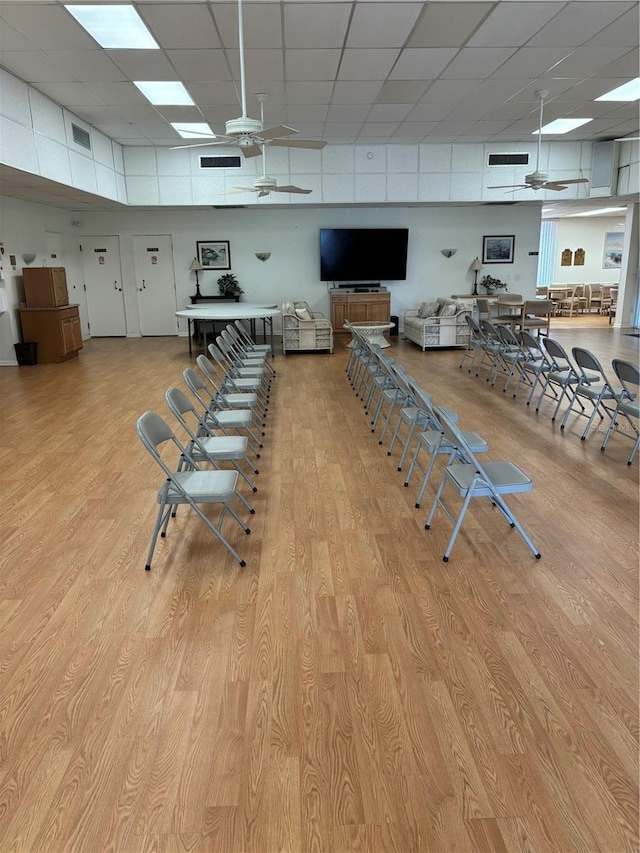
[
  {"left": 281, "top": 300, "right": 333, "bottom": 354},
  {"left": 403, "top": 298, "right": 471, "bottom": 351}
]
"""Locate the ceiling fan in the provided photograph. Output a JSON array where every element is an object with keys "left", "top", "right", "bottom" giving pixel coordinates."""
[
  {"left": 223, "top": 136, "right": 312, "bottom": 197},
  {"left": 171, "top": 0, "right": 326, "bottom": 158},
  {"left": 488, "top": 90, "right": 590, "bottom": 193}
]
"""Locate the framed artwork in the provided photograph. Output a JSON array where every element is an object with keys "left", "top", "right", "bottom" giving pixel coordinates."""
[
  {"left": 197, "top": 240, "right": 231, "bottom": 270},
  {"left": 482, "top": 235, "right": 515, "bottom": 264},
  {"left": 602, "top": 232, "right": 623, "bottom": 269},
  {"left": 561, "top": 248, "right": 573, "bottom": 266}
]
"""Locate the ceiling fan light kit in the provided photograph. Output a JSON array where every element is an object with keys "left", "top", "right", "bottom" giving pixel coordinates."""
[{"left": 487, "top": 91, "right": 589, "bottom": 195}]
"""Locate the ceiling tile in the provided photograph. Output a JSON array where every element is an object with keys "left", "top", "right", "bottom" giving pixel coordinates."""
[
  {"left": 338, "top": 49, "right": 399, "bottom": 81},
  {"left": 393, "top": 121, "right": 440, "bottom": 137},
  {"left": 586, "top": 6, "right": 639, "bottom": 46},
  {"left": 286, "top": 82, "right": 335, "bottom": 103},
  {"left": 0, "top": 20, "right": 37, "bottom": 52},
  {"left": 390, "top": 48, "right": 460, "bottom": 80},
  {"left": 286, "top": 49, "right": 341, "bottom": 81},
  {"left": 376, "top": 80, "right": 430, "bottom": 103},
  {"left": 407, "top": 102, "right": 457, "bottom": 122},
  {"left": 183, "top": 82, "right": 240, "bottom": 107},
  {"left": 468, "top": 3, "right": 562, "bottom": 48},
  {"left": 212, "top": 3, "right": 282, "bottom": 50},
  {"left": 139, "top": 4, "right": 220, "bottom": 50},
  {"left": 166, "top": 49, "right": 234, "bottom": 81},
  {"left": 0, "top": 3, "right": 97, "bottom": 50},
  {"left": 284, "top": 4, "right": 351, "bottom": 47},
  {"left": 528, "top": 1, "right": 634, "bottom": 47},
  {"left": 227, "top": 48, "right": 283, "bottom": 82},
  {"left": 107, "top": 50, "right": 181, "bottom": 80},
  {"left": 421, "top": 79, "right": 480, "bottom": 102},
  {"left": 440, "top": 47, "right": 517, "bottom": 78},
  {"left": 597, "top": 48, "right": 639, "bottom": 77},
  {"left": 491, "top": 46, "right": 574, "bottom": 78},
  {"left": 30, "top": 82, "right": 104, "bottom": 106},
  {"left": 409, "top": 3, "right": 494, "bottom": 48},
  {"left": 326, "top": 104, "right": 372, "bottom": 123},
  {"left": 0, "top": 52, "right": 74, "bottom": 83},
  {"left": 367, "top": 104, "right": 413, "bottom": 122},
  {"left": 285, "top": 104, "right": 329, "bottom": 123},
  {"left": 46, "top": 51, "right": 127, "bottom": 83},
  {"left": 547, "top": 46, "right": 630, "bottom": 78},
  {"left": 83, "top": 82, "right": 151, "bottom": 106},
  {"left": 333, "top": 81, "right": 384, "bottom": 104},
  {"left": 347, "top": 3, "right": 423, "bottom": 48}
]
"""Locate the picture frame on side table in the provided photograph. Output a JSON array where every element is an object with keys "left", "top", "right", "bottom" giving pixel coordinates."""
[
  {"left": 482, "top": 235, "right": 515, "bottom": 264},
  {"left": 197, "top": 240, "right": 231, "bottom": 270}
]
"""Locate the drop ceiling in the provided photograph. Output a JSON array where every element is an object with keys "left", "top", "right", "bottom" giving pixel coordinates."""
[{"left": 0, "top": 0, "right": 638, "bottom": 213}]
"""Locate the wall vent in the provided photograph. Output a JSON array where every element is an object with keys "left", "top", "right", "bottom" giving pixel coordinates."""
[
  {"left": 487, "top": 153, "right": 529, "bottom": 166},
  {"left": 200, "top": 155, "right": 241, "bottom": 169},
  {"left": 72, "top": 123, "right": 91, "bottom": 150}
]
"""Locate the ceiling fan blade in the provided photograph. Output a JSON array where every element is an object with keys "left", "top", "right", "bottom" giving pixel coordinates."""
[
  {"left": 546, "top": 177, "right": 589, "bottom": 185},
  {"left": 487, "top": 184, "right": 528, "bottom": 189},
  {"left": 258, "top": 124, "right": 299, "bottom": 142},
  {"left": 258, "top": 190, "right": 271, "bottom": 198},
  {"left": 543, "top": 184, "right": 569, "bottom": 191},
  {"left": 241, "top": 143, "right": 262, "bottom": 159},
  {"left": 271, "top": 185, "right": 312, "bottom": 194},
  {"left": 270, "top": 138, "right": 327, "bottom": 151},
  {"left": 170, "top": 140, "right": 229, "bottom": 150},
  {"left": 223, "top": 186, "right": 261, "bottom": 193}
]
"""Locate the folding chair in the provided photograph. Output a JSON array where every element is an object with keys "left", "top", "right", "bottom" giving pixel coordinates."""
[
  {"left": 535, "top": 338, "right": 595, "bottom": 422},
  {"left": 424, "top": 407, "right": 540, "bottom": 562},
  {"left": 601, "top": 359, "right": 640, "bottom": 464},
  {"left": 458, "top": 315, "right": 485, "bottom": 372},
  {"left": 219, "top": 330, "right": 272, "bottom": 386},
  {"left": 232, "top": 320, "right": 275, "bottom": 375},
  {"left": 165, "top": 386, "right": 258, "bottom": 499},
  {"left": 136, "top": 411, "right": 251, "bottom": 570},
  {"left": 559, "top": 347, "right": 623, "bottom": 440},
  {"left": 223, "top": 326, "right": 274, "bottom": 377},
  {"left": 196, "top": 353, "right": 267, "bottom": 426},
  {"left": 183, "top": 367, "right": 263, "bottom": 456},
  {"left": 403, "top": 380, "right": 488, "bottom": 508},
  {"left": 511, "top": 330, "right": 556, "bottom": 404},
  {"left": 489, "top": 324, "right": 526, "bottom": 391},
  {"left": 206, "top": 344, "right": 269, "bottom": 411},
  {"left": 476, "top": 320, "right": 503, "bottom": 378}
]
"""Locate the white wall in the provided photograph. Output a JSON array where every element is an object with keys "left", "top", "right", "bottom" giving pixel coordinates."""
[
  {"left": 550, "top": 215, "right": 625, "bottom": 285},
  {"left": 0, "top": 196, "right": 542, "bottom": 362}
]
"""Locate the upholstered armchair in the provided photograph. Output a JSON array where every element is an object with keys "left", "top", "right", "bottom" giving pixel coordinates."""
[
  {"left": 403, "top": 298, "right": 471, "bottom": 351},
  {"left": 281, "top": 300, "right": 334, "bottom": 354}
]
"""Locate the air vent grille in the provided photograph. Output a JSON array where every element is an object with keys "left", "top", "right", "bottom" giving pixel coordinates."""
[
  {"left": 487, "top": 153, "right": 529, "bottom": 166},
  {"left": 72, "top": 123, "right": 91, "bottom": 150},
  {"left": 200, "top": 155, "right": 241, "bottom": 169}
]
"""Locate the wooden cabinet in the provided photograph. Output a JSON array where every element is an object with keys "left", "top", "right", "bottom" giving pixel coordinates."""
[
  {"left": 331, "top": 290, "right": 391, "bottom": 333},
  {"left": 23, "top": 267, "right": 69, "bottom": 308},
  {"left": 19, "top": 305, "right": 83, "bottom": 363}
]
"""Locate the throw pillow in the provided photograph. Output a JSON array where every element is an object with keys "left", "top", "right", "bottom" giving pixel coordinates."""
[
  {"left": 417, "top": 300, "right": 439, "bottom": 319},
  {"left": 295, "top": 307, "right": 312, "bottom": 321},
  {"left": 438, "top": 303, "right": 457, "bottom": 318}
]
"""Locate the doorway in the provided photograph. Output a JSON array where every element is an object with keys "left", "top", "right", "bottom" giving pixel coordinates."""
[
  {"left": 80, "top": 236, "right": 126, "bottom": 336},
  {"left": 132, "top": 235, "right": 178, "bottom": 336}
]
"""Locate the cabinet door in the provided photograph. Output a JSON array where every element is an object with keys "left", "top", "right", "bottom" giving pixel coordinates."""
[
  {"left": 348, "top": 298, "right": 369, "bottom": 323},
  {"left": 368, "top": 296, "right": 390, "bottom": 322},
  {"left": 51, "top": 268, "right": 69, "bottom": 306},
  {"left": 60, "top": 317, "right": 76, "bottom": 356},
  {"left": 331, "top": 296, "right": 348, "bottom": 330},
  {"left": 70, "top": 314, "right": 83, "bottom": 351}
]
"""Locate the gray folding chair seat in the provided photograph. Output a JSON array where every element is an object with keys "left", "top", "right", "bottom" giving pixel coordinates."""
[
  {"left": 218, "top": 332, "right": 272, "bottom": 388},
  {"left": 231, "top": 321, "right": 275, "bottom": 377},
  {"left": 560, "top": 347, "right": 623, "bottom": 440},
  {"left": 206, "top": 344, "right": 269, "bottom": 410},
  {"left": 424, "top": 408, "right": 540, "bottom": 562},
  {"left": 136, "top": 411, "right": 251, "bottom": 571},
  {"left": 183, "top": 367, "right": 263, "bottom": 456},
  {"left": 601, "top": 359, "right": 640, "bottom": 464},
  {"left": 196, "top": 354, "right": 267, "bottom": 427}
]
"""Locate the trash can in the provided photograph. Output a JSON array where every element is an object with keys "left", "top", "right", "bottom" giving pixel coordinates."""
[
  {"left": 14, "top": 342, "right": 38, "bottom": 365},
  {"left": 390, "top": 314, "right": 399, "bottom": 336}
]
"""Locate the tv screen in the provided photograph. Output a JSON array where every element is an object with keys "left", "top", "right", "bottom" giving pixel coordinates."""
[{"left": 320, "top": 228, "right": 409, "bottom": 282}]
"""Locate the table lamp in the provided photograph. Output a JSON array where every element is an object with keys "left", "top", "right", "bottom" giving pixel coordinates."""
[
  {"left": 470, "top": 257, "right": 483, "bottom": 295},
  {"left": 189, "top": 257, "right": 204, "bottom": 297}
]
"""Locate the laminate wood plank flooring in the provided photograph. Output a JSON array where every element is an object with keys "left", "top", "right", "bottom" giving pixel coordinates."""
[{"left": 0, "top": 324, "right": 637, "bottom": 852}]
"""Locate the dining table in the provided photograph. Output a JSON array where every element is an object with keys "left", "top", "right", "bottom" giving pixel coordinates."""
[{"left": 176, "top": 303, "right": 280, "bottom": 357}]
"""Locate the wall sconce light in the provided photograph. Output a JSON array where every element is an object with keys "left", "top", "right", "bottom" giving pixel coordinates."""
[
  {"left": 441, "top": 248, "right": 457, "bottom": 258},
  {"left": 255, "top": 252, "right": 271, "bottom": 262},
  {"left": 470, "top": 257, "right": 483, "bottom": 295},
  {"left": 189, "top": 257, "right": 205, "bottom": 297},
  {"left": 21, "top": 253, "right": 37, "bottom": 265}
]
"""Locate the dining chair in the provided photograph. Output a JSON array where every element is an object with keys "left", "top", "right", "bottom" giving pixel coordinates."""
[
  {"left": 136, "top": 411, "right": 251, "bottom": 571},
  {"left": 519, "top": 299, "right": 553, "bottom": 337}
]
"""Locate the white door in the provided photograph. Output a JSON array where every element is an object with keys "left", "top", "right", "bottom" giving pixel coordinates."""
[
  {"left": 80, "top": 236, "right": 126, "bottom": 336},
  {"left": 133, "top": 235, "right": 178, "bottom": 336}
]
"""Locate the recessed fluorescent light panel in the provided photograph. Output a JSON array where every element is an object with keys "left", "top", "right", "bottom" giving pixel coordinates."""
[
  {"left": 596, "top": 78, "right": 640, "bottom": 102},
  {"left": 65, "top": 6, "right": 159, "bottom": 49},
  {"left": 572, "top": 207, "right": 626, "bottom": 217},
  {"left": 534, "top": 118, "right": 592, "bottom": 135},
  {"left": 171, "top": 123, "right": 216, "bottom": 139},
  {"left": 134, "top": 81, "right": 194, "bottom": 106}
]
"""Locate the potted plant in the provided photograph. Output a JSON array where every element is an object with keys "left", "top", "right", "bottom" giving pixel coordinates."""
[
  {"left": 480, "top": 275, "right": 507, "bottom": 294},
  {"left": 217, "top": 273, "right": 243, "bottom": 297}
]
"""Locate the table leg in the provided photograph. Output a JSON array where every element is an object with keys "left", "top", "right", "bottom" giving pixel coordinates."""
[{"left": 188, "top": 318, "right": 193, "bottom": 355}]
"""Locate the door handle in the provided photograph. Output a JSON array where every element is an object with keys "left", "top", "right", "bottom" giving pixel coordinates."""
[
  {"left": 114, "top": 280, "right": 122, "bottom": 292},
  {"left": 142, "top": 279, "right": 146, "bottom": 289}
]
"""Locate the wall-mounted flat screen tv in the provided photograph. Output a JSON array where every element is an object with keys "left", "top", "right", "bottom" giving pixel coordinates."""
[{"left": 320, "top": 228, "right": 409, "bottom": 282}]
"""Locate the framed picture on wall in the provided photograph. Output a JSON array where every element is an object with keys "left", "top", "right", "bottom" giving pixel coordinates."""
[
  {"left": 482, "top": 235, "right": 515, "bottom": 264},
  {"left": 602, "top": 232, "right": 623, "bottom": 268},
  {"left": 197, "top": 240, "right": 231, "bottom": 270}
]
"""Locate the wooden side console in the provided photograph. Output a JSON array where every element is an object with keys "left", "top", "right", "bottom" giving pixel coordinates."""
[{"left": 330, "top": 290, "right": 391, "bottom": 333}]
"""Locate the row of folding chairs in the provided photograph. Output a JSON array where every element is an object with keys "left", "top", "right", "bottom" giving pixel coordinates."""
[
  {"left": 136, "top": 321, "right": 276, "bottom": 571},
  {"left": 459, "top": 316, "right": 639, "bottom": 464},
  {"left": 345, "top": 321, "right": 541, "bottom": 562}
]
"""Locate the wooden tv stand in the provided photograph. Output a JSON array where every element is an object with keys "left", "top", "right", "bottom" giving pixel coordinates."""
[{"left": 330, "top": 290, "right": 390, "bottom": 334}]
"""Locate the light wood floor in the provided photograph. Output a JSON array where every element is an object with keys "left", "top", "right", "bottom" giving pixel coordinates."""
[{"left": 0, "top": 324, "right": 638, "bottom": 853}]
